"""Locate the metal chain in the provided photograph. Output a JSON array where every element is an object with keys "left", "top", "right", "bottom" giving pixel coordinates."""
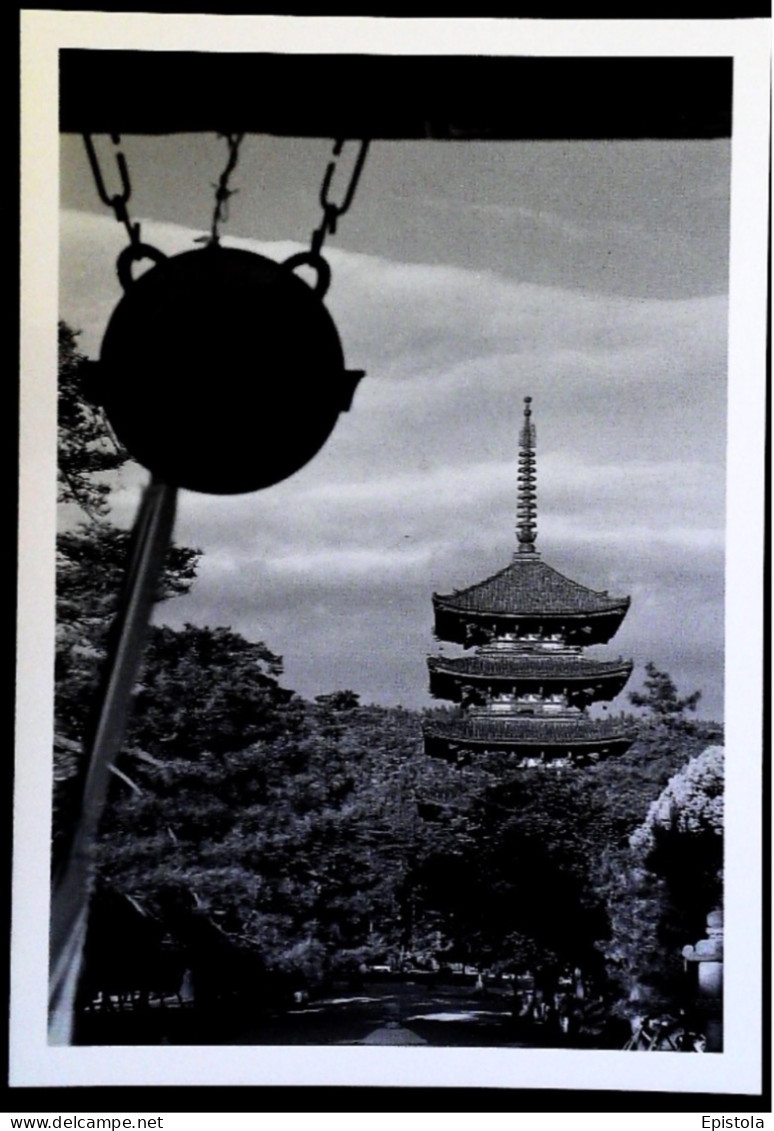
[
  {"left": 309, "top": 138, "right": 370, "bottom": 257},
  {"left": 83, "top": 134, "right": 167, "bottom": 291},
  {"left": 208, "top": 132, "right": 245, "bottom": 245},
  {"left": 82, "top": 133, "right": 141, "bottom": 247},
  {"left": 84, "top": 132, "right": 369, "bottom": 295}
]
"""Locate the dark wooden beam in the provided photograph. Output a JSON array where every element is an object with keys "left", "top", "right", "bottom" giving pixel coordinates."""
[{"left": 59, "top": 51, "right": 732, "bottom": 138}]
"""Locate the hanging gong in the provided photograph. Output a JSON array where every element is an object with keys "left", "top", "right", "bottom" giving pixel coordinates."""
[{"left": 94, "top": 243, "right": 364, "bottom": 494}]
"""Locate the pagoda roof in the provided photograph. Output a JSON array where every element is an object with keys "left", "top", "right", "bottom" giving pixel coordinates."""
[
  {"left": 423, "top": 713, "right": 637, "bottom": 759},
  {"left": 428, "top": 652, "right": 633, "bottom": 704},
  {"left": 433, "top": 556, "right": 630, "bottom": 621},
  {"left": 427, "top": 653, "right": 633, "bottom": 683}
]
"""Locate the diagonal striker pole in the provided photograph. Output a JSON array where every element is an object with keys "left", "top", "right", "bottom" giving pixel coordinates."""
[{"left": 49, "top": 476, "right": 178, "bottom": 1043}]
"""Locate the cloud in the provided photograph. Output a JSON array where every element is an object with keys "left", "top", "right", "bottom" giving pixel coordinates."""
[
  {"left": 60, "top": 208, "right": 727, "bottom": 719},
  {"left": 61, "top": 209, "right": 727, "bottom": 384},
  {"left": 326, "top": 243, "right": 727, "bottom": 378}
]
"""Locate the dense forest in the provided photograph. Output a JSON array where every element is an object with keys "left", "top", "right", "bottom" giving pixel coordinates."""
[{"left": 53, "top": 322, "right": 724, "bottom": 1036}]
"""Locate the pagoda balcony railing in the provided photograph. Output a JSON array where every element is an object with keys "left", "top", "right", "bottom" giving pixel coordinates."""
[{"left": 477, "top": 638, "right": 583, "bottom": 654}]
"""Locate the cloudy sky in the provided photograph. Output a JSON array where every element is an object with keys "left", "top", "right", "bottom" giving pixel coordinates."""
[{"left": 59, "top": 131, "right": 730, "bottom": 720}]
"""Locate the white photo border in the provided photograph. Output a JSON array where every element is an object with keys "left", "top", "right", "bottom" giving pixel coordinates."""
[{"left": 15, "top": 11, "right": 770, "bottom": 1093}]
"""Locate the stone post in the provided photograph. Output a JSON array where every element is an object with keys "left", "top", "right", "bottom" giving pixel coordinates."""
[{"left": 682, "top": 908, "right": 723, "bottom": 1051}]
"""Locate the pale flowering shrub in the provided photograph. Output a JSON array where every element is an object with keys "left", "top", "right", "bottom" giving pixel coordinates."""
[
  {"left": 601, "top": 746, "right": 724, "bottom": 1017},
  {"left": 630, "top": 745, "right": 724, "bottom": 858}
]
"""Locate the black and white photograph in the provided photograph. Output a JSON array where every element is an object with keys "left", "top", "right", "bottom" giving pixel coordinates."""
[{"left": 14, "top": 12, "right": 768, "bottom": 1096}]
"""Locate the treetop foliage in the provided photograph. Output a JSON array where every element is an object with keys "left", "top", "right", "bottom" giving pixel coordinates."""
[
  {"left": 129, "top": 623, "right": 294, "bottom": 761},
  {"left": 628, "top": 661, "right": 702, "bottom": 719},
  {"left": 57, "top": 321, "right": 129, "bottom": 519}
]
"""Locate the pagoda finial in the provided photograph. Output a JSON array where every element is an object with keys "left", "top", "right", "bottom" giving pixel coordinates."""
[{"left": 516, "top": 396, "right": 538, "bottom": 555}]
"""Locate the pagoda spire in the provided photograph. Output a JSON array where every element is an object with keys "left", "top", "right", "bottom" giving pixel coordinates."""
[{"left": 515, "top": 396, "right": 538, "bottom": 555}]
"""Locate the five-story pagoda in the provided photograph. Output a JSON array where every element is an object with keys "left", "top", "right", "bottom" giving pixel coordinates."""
[{"left": 424, "top": 398, "right": 637, "bottom": 766}]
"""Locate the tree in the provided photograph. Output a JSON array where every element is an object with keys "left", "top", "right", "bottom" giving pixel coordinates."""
[
  {"left": 55, "top": 524, "right": 200, "bottom": 743},
  {"left": 406, "top": 756, "right": 617, "bottom": 977},
  {"left": 55, "top": 321, "right": 201, "bottom": 746},
  {"left": 587, "top": 711, "right": 722, "bottom": 853},
  {"left": 128, "top": 623, "right": 295, "bottom": 760},
  {"left": 628, "top": 662, "right": 701, "bottom": 722},
  {"left": 56, "top": 321, "right": 425, "bottom": 992},
  {"left": 631, "top": 744, "right": 724, "bottom": 854},
  {"left": 57, "top": 321, "right": 128, "bottom": 519},
  {"left": 600, "top": 745, "right": 724, "bottom": 1017},
  {"left": 94, "top": 699, "right": 429, "bottom": 986},
  {"left": 314, "top": 690, "right": 361, "bottom": 712},
  {"left": 54, "top": 322, "right": 200, "bottom": 869}
]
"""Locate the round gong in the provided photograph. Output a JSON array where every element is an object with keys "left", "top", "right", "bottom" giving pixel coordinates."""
[{"left": 97, "top": 245, "right": 363, "bottom": 494}]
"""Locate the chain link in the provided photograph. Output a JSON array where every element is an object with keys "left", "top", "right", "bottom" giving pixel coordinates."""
[
  {"left": 310, "top": 138, "right": 370, "bottom": 257},
  {"left": 82, "top": 133, "right": 141, "bottom": 247}
]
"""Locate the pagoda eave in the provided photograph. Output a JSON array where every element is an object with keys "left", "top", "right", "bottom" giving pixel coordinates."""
[
  {"left": 423, "top": 718, "right": 637, "bottom": 762},
  {"left": 427, "top": 657, "right": 634, "bottom": 704},
  {"left": 433, "top": 602, "right": 630, "bottom": 648}
]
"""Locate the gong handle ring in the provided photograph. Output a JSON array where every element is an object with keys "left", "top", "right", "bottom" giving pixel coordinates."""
[
  {"left": 117, "top": 243, "right": 168, "bottom": 291},
  {"left": 282, "top": 251, "right": 332, "bottom": 298}
]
